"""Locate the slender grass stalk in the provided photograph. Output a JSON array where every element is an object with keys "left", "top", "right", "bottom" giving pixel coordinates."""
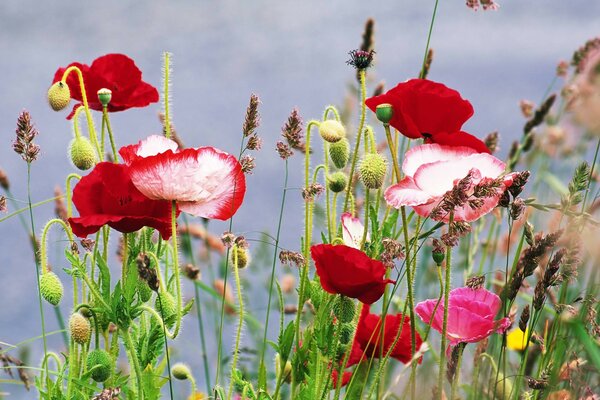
[
  {"left": 438, "top": 212, "right": 454, "bottom": 400},
  {"left": 419, "top": 0, "right": 441, "bottom": 79}
]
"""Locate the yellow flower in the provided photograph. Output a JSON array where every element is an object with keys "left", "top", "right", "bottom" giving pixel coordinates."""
[
  {"left": 188, "top": 392, "right": 207, "bottom": 400},
  {"left": 506, "top": 328, "right": 529, "bottom": 351}
]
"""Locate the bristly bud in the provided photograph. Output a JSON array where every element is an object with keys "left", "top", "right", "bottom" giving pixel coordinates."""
[
  {"left": 69, "top": 136, "right": 97, "bottom": 171},
  {"left": 40, "top": 272, "right": 63, "bottom": 306},
  {"left": 508, "top": 171, "right": 531, "bottom": 197},
  {"left": 380, "top": 238, "right": 404, "bottom": 268},
  {"left": 183, "top": 263, "right": 200, "bottom": 281},
  {"left": 520, "top": 100, "right": 535, "bottom": 118},
  {"left": 319, "top": 120, "right": 346, "bottom": 143},
  {"left": 484, "top": 131, "right": 499, "bottom": 154},
  {"left": 242, "top": 94, "right": 261, "bottom": 137},
  {"left": 156, "top": 291, "right": 177, "bottom": 327},
  {"left": 339, "top": 323, "right": 354, "bottom": 345},
  {"left": 47, "top": 81, "right": 71, "bottom": 111},
  {"left": 136, "top": 253, "right": 159, "bottom": 292},
  {"left": 276, "top": 141, "right": 293, "bottom": 160},
  {"left": 240, "top": 154, "right": 255, "bottom": 174},
  {"left": 0, "top": 168, "right": 9, "bottom": 191},
  {"left": 329, "top": 137, "right": 350, "bottom": 169},
  {"left": 327, "top": 172, "right": 348, "bottom": 193},
  {"left": 302, "top": 183, "right": 325, "bottom": 201},
  {"left": 524, "top": 94, "right": 556, "bottom": 135},
  {"left": 466, "top": 275, "right": 485, "bottom": 290},
  {"left": 375, "top": 103, "right": 394, "bottom": 125},
  {"left": 281, "top": 108, "right": 306, "bottom": 153},
  {"left": 230, "top": 245, "right": 250, "bottom": 269},
  {"left": 0, "top": 196, "right": 6, "bottom": 213},
  {"left": 420, "top": 48, "right": 434, "bottom": 79},
  {"left": 279, "top": 250, "right": 305, "bottom": 268},
  {"left": 333, "top": 295, "right": 356, "bottom": 323},
  {"left": 519, "top": 305, "right": 530, "bottom": 332},
  {"left": 358, "top": 153, "right": 387, "bottom": 189},
  {"left": 172, "top": 363, "right": 192, "bottom": 380},
  {"left": 97, "top": 88, "right": 112, "bottom": 106},
  {"left": 510, "top": 197, "right": 526, "bottom": 220},
  {"left": 346, "top": 49, "right": 375, "bottom": 70},
  {"left": 245, "top": 135, "right": 262, "bottom": 151},
  {"left": 432, "top": 238, "right": 445, "bottom": 265},
  {"left": 69, "top": 313, "right": 91, "bottom": 344},
  {"left": 13, "top": 111, "right": 40, "bottom": 163},
  {"left": 86, "top": 349, "right": 113, "bottom": 383}
]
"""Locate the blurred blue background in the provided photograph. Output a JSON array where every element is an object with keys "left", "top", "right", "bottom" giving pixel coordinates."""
[{"left": 1, "top": 1, "right": 599, "bottom": 397}]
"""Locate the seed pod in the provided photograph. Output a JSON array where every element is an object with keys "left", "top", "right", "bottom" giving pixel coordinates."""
[
  {"left": 97, "top": 88, "right": 112, "bottom": 106},
  {"left": 375, "top": 103, "right": 393, "bottom": 124}
]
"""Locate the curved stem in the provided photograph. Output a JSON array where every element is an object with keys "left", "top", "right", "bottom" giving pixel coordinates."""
[
  {"left": 323, "top": 105, "right": 341, "bottom": 121},
  {"left": 40, "top": 218, "right": 74, "bottom": 274},
  {"left": 65, "top": 173, "right": 81, "bottom": 219}
]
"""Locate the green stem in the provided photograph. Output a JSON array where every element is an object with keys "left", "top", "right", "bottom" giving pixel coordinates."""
[
  {"left": 170, "top": 201, "right": 183, "bottom": 339},
  {"left": 419, "top": 0, "right": 441, "bottom": 79},
  {"left": 438, "top": 212, "right": 454, "bottom": 400},
  {"left": 227, "top": 246, "right": 244, "bottom": 400},
  {"left": 121, "top": 327, "right": 144, "bottom": 400},
  {"left": 102, "top": 107, "right": 119, "bottom": 162},
  {"left": 163, "top": 52, "right": 172, "bottom": 139}
]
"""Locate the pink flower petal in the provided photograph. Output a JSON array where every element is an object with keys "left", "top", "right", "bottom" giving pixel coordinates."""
[
  {"left": 402, "top": 143, "right": 478, "bottom": 178},
  {"left": 384, "top": 177, "right": 434, "bottom": 208},
  {"left": 341, "top": 212, "right": 368, "bottom": 249}
]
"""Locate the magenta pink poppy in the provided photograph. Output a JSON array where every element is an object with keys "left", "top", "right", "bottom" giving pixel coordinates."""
[
  {"left": 119, "top": 135, "right": 246, "bottom": 220},
  {"left": 384, "top": 144, "right": 515, "bottom": 222},
  {"left": 415, "top": 287, "right": 511, "bottom": 347}
]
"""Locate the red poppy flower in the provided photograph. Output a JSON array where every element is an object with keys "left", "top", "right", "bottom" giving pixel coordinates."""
[
  {"left": 119, "top": 135, "right": 245, "bottom": 220},
  {"left": 348, "top": 305, "right": 422, "bottom": 366},
  {"left": 68, "top": 162, "right": 174, "bottom": 239},
  {"left": 310, "top": 244, "right": 395, "bottom": 304},
  {"left": 52, "top": 53, "right": 159, "bottom": 119},
  {"left": 425, "top": 131, "right": 490, "bottom": 154}
]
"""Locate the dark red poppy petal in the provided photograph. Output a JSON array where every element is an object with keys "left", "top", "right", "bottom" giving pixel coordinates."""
[{"left": 427, "top": 131, "right": 491, "bottom": 154}]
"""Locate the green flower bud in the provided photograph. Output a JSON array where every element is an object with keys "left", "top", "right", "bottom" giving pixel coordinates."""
[
  {"left": 327, "top": 172, "right": 348, "bottom": 193},
  {"left": 310, "top": 281, "right": 323, "bottom": 309},
  {"left": 329, "top": 138, "right": 350, "bottom": 169},
  {"left": 275, "top": 353, "right": 292, "bottom": 384},
  {"left": 97, "top": 88, "right": 112, "bottom": 106},
  {"left": 333, "top": 295, "right": 356, "bottom": 324},
  {"left": 230, "top": 246, "right": 250, "bottom": 269},
  {"left": 86, "top": 349, "right": 113, "bottom": 382},
  {"left": 339, "top": 323, "right": 354, "bottom": 345},
  {"left": 375, "top": 103, "right": 394, "bottom": 124},
  {"left": 69, "top": 136, "right": 97, "bottom": 171},
  {"left": 69, "top": 313, "right": 91, "bottom": 345},
  {"left": 358, "top": 153, "right": 387, "bottom": 189},
  {"left": 319, "top": 120, "right": 346, "bottom": 143},
  {"left": 40, "top": 272, "right": 63, "bottom": 306},
  {"left": 171, "top": 363, "right": 191, "bottom": 380},
  {"left": 138, "top": 279, "right": 153, "bottom": 303},
  {"left": 155, "top": 291, "right": 177, "bottom": 328},
  {"left": 47, "top": 81, "right": 71, "bottom": 111}
]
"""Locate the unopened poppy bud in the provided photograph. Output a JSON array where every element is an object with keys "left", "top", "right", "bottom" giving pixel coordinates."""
[
  {"left": 310, "top": 281, "right": 323, "bottom": 309},
  {"left": 47, "top": 81, "right": 71, "bottom": 111},
  {"left": 329, "top": 137, "right": 350, "bottom": 169},
  {"left": 339, "top": 323, "right": 354, "bottom": 345},
  {"left": 494, "top": 372, "right": 513, "bottom": 400},
  {"left": 97, "top": 88, "right": 112, "bottom": 106},
  {"left": 172, "top": 363, "right": 192, "bottom": 380},
  {"left": 334, "top": 295, "right": 356, "bottom": 323},
  {"left": 432, "top": 239, "right": 445, "bottom": 265},
  {"left": 137, "top": 279, "right": 153, "bottom": 303},
  {"left": 69, "top": 313, "right": 91, "bottom": 344},
  {"left": 275, "top": 354, "right": 292, "bottom": 383},
  {"left": 155, "top": 291, "right": 177, "bottom": 327},
  {"left": 40, "top": 272, "right": 63, "bottom": 306},
  {"left": 319, "top": 120, "right": 346, "bottom": 143},
  {"left": 230, "top": 246, "right": 250, "bottom": 269},
  {"left": 359, "top": 153, "right": 387, "bottom": 189},
  {"left": 375, "top": 103, "right": 393, "bottom": 124},
  {"left": 327, "top": 172, "right": 348, "bottom": 193},
  {"left": 69, "top": 136, "right": 97, "bottom": 171},
  {"left": 86, "top": 349, "right": 113, "bottom": 382}
]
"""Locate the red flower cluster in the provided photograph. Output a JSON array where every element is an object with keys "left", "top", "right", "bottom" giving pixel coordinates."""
[
  {"left": 310, "top": 244, "right": 395, "bottom": 304},
  {"left": 53, "top": 53, "right": 159, "bottom": 119},
  {"left": 366, "top": 79, "right": 490, "bottom": 153},
  {"left": 68, "top": 162, "right": 173, "bottom": 239}
]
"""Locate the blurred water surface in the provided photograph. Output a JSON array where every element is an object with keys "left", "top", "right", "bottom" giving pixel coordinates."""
[{"left": 0, "top": 1, "right": 599, "bottom": 397}]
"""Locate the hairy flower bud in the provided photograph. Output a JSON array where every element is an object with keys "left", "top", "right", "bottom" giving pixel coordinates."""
[
  {"left": 69, "top": 313, "right": 91, "bottom": 344},
  {"left": 47, "top": 81, "right": 71, "bottom": 111},
  {"left": 40, "top": 272, "right": 63, "bottom": 306},
  {"left": 155, "top": 291, "right": 177, "bottom": 327},
  {"left": 69, "top": 136, "right": 97, "bottom": 171},
  {"left": 86, "top": 349, "right": 113, "bottom": 382},
  {"left": 358, "top": 153, "right": 387, "bottom": 189},
  {"left": 339, "top": 323, "right": 354, "bottom": 345},
  {"left": 319, "top": 120, "right": 346, "bottom": 143},
  {"left": 329, "top": 138, "right": 350, "bottom": 169},
  {"left": 327, "top": 172, "right": 348, "bottom": 193},
  {"left": 334, "top": 295, "right": 356, "bottom": 323},
  {"left": 230, "top": 245, "right": 250, "bottom": 269},
  {"left": 172, "top": 363, "right": 192, "bottom": 380}
]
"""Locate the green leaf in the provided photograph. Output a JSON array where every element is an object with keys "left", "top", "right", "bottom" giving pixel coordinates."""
[
  {"left": 279, "top": 321, "right": 295, "bottom": 362},
  {"left": 95, "top": 252, "right": 111, "bottom": 302}
]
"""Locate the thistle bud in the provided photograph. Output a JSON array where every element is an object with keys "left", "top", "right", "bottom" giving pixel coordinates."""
[
  {"left": 333, "top": 295, "right": 356, "bottom": 323},
  {"left": 69, "top": 313, "right": 91, "bottom": 344},
  {"left": 375, "top": 103, "right": 393, "bottom": 124},
  {"left": 329, "top": 138, "right": 350, "bottom": 169},
  {"left": 327, "top": 172, "right": 348, "bottom": 193},
  {"left": 69, "top": 136, "right": 97, "bottom": 171},
  {"left": 319, "top": 120, "right": 346, "bottom": 143},
  {"left": 40, "top": 272, "right": 63, "bottom": 306},
  {"left": 47, "top": 81, "right": 71, "bottom": 111},
  {"left": 86, "top": 349, "right": 113, "bottom": 382},
  {"left": 358, "top": 153, "right": 387, "bottom": 189},
  {"left": 97, "top": 88, "right": 112, "bottom": 106},
  {"left": 230, "top": 245, "right": 250, "bottom": 269},
  {"left": 172, "top": 363, "right": 192, "bottom": 380}
]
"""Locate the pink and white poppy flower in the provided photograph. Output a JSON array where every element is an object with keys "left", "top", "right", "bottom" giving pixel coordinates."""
[
  {"left": 119, "top": 135, "right": 245, "bottom": 220},
  {"left": 415, "top": 286, "right": 511, "bottom": 347},
  {"left": 341, "top": 212, "right": 370, "bottom": 249},
  {"left": 384, "top": 143, "right": 515, "bottom": 222}
]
